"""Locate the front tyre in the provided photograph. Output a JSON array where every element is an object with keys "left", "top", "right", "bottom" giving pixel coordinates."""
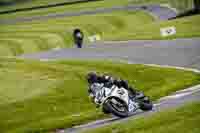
[
  {"left": 102, "top": 103, "right": 110, "bottom": 114},
  {"left": 103, "top": 97, "right": 129, "bottom": 117}
]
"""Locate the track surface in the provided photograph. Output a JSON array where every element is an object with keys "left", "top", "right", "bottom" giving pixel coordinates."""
[
  {"left": 0, "top": 4, "right": 177, "bottom": 25},
  {"left": 22, "top": 38, "right": 200, "bottom": 70},
  {"left": 5, "top": 4, "right": 199, "bottom": 133}
]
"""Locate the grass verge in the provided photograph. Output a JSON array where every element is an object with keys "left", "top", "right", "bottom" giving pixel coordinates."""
[
  {"left": 0, "top": 0, "right": 99, "bottom": 12},
  {"left": 0, "top": 0, "right": 193, "bottom": 19},
  {"left": 129, "top": 0, "right": 194, "bottom": 13},
  {"left": 0, "top": 57, "right": 200, "bottom": 133},
  {"left": 112, "top": 14, "right": 200, "bottom": 40},
  {"left": 0, "top": 11, "right": 200, "bottom": 56},
  {"left": 0, "top": 11, "right": 154, "bottom": 56},
  {"left": 0, "top": 0, "right": 130, "bottom": 19},
  {"left": 83, "top": 101, "right": 200, "bottom": 133}
]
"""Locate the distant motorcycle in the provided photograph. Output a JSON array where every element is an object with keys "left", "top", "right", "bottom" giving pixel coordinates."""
[{"left": 89, "top": 83, "right": 153, "bottom": 117}]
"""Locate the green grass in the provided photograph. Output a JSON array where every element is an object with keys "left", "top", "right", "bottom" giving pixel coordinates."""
[
  {"left": 0, "top": 0, "right": 94, "bottom": 12},
  {"left": 1, "top": 10, "right": 200, "bottom": 56},
  {"left": 113, "top": 14, "right": 200, "bottom": 40},
  {"left": 167, "top": 0, "right": 194, "bottom": 13},
  {"left": 0, "top": 57, "right": 200, "bottom": 133},
  {"left": 0, "top": 0, "right": 130, "bottom": 19},
  {"left": 129, "top": 0, "right": 194, "bottom": 13},
  {"left": 0, "top": 0, "right": 193, "bottom": 20},
  {"left": 83, "top": 101, "right": 200, "bottom": 133},
  {"left": 0, "top": 11, "right": 154, "bottom": 56}
]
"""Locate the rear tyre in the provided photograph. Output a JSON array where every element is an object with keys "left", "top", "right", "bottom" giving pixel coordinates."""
[
  {"left": 139, "top": 97, "right": 153, "bottom": 111},
  {"left": 103, "top": 97, "right": 129, "bottom": 117}
]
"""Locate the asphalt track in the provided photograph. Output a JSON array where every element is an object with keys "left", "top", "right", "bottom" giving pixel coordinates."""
[
  {"left": 6, "top": 4, "right": 200, "bottom": 133},
  {"left": 22, "top": 38, "right": 200, "bottom": 70},
  {"left": 0, "top": 4, "right": 177, "bottom": 25}
]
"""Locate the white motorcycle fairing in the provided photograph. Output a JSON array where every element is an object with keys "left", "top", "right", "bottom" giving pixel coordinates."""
[
  {"left": 104, "top": 86, "right": 139, "bottom": 112},
  {"left": 90, "top": 83, "right": 139, "bottom": 113}
]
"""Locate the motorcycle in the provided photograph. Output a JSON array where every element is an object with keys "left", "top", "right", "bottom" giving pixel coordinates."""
[{"left": 89, "top": 83, "right": 153, "bottom": 117}]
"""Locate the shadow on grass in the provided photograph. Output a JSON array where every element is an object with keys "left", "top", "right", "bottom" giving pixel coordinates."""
[{"left": 170, "top": 9, "right": 200, "bottom": 20}]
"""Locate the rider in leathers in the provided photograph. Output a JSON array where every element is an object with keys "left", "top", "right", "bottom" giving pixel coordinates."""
[{"left": 86, "top": 72, "right": 145, "bottom": 104}]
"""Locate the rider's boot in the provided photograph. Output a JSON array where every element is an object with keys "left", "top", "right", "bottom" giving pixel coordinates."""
[
  {"left": 128, "top": 87, "right": 145, "bottom": 100},
  {"left": 135, "top": 91, "right": 145, "bottom": 99},
  {"left": 128, "top": 87, "right": 137, "bottom": 99}
]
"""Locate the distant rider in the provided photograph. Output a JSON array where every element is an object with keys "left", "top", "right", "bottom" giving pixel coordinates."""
[{"left": 73, "top": 29, "right": 84, "bottom": 48}]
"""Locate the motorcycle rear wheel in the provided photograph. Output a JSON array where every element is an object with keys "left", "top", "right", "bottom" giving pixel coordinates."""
[{"left": 139, "top": 97, "right": 153, "bottom": 111}]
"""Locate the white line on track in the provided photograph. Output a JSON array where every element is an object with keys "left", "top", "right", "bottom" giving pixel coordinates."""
[
  {"left": 160, "top": 85, "right": 200, "bottom": 101},
  {"left": 125, "top": 60, "right": 200, "bottom": 74}
]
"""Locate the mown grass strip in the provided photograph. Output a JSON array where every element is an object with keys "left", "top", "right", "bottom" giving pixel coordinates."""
[
  {"left": 0, "top": 11, "right": 154, "bottom": 56},
  {"left": 1, "top": 11, "right": 200, "bottom": 56},
  {"left": 0, "top": 0, "right": 193, "bottom": 19},
  {"left": 0, "top": 0, "right": 130, "bottom": 19},
  {"left": 0, "top": 0, "right": 102, "bottom": 15},
  {"left": 0, "top": 0, "right": 97, "bottom": 12},
  {"left": 0, "top": 57, "right": 200, "bottom": 133}
]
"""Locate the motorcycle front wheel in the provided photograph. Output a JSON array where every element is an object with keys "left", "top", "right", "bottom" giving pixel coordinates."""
[{"left": 102, "top": 97, "right": 129, "bottom": 117}]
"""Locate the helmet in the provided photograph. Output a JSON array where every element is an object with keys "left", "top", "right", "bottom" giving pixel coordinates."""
[
  {"left": 102, "top": 74, "right": 112, "bottom": 83},
  {"left": 87, "top": 72, "right": 98, "bottom": 84}
]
